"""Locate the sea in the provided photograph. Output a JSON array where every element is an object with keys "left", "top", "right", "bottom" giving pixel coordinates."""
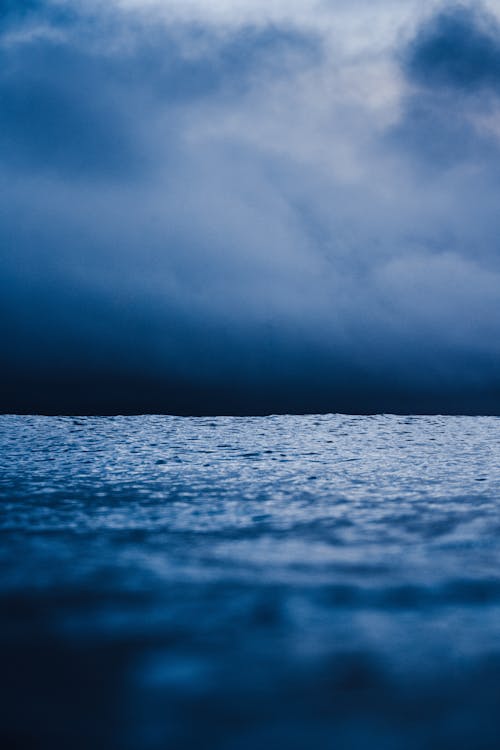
[{"left": 1, "top": 414, "right": 500, "bottom": 749}]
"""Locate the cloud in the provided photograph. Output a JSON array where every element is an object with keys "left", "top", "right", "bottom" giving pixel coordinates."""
[
  {"left": 391, "top": 4, "right": 500, "bottom": 169},
  {"left": 0, "top": 0, "right": 44, "bottom": 24},
  {"left": 405, "top": 4, "right": 500, "bottom": 93},
  {"left": 1, "top": 1, "right": 499, "bottom": 414},
  {"left": 0, "top": 4, "right": 320, "bottom": 179}
]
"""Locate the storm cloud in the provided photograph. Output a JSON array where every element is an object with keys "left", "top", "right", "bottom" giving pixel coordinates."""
[
  {"left": 1, "top": 0, "right": 500, "bottom": 414},
  {"left": 405, "top": 4, "right": 500, "bottom": 93}
]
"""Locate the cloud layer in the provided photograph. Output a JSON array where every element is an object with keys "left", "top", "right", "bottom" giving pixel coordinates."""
[{"left": 1, "top": 1, "right": 500, "bottom": 414}]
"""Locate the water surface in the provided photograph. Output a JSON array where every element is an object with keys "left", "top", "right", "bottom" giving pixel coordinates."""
[{"left": 1, "top": 414, "right": 500, "bottom": 749}]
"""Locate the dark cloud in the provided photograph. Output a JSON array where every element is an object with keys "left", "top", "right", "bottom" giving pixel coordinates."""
[
  {"left": 0, "top": 0, "right": 75, "bottom": 30},
  {"left": 405, "top": 4, "right": 500, "bottom": 93},
  {"left": 0, "top": 42, "right": 146, "bottom": 179},
  {"left": 0, "top": 7, "right": 319, "bottom": 180},
  {"left": 391, "top": 4, "right": 500, "bottom": 170},
  {"left": 0, "top": 0, "right": 45, "bottom": 23},
  {"left": 1, "top": 1, "right": 499, "bottom": 415}
]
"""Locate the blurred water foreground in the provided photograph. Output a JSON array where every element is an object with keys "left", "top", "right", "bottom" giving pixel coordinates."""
[{"left": 1, "top": 414, "right": 500, "bottom": 749}]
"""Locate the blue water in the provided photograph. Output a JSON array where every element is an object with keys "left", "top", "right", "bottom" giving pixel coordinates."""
[{"left": 1, "top": 414, "right": 500, "bottom": 749}]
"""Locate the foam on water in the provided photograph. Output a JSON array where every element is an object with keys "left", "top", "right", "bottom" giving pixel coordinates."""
[{"left": 1, "top": 415, "right": 500, "bottom": 749}]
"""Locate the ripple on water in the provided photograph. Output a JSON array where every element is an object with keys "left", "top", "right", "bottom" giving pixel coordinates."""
[{"left": 1, "top": 414, "right": 500, "bottom": 749}]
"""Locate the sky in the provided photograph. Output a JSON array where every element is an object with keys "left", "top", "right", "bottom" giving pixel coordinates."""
[{"left": 1, "top": 0, "right": 500, "bottom": 414}]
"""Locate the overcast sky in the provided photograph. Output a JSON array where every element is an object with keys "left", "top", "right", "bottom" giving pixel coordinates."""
[{"left": 1, "top": 0, "right": 500, "bottom": 414}]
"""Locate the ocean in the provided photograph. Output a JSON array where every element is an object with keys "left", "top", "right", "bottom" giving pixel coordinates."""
[{"left": 1, "top": 414, "right": 500, "bottom": 749}]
